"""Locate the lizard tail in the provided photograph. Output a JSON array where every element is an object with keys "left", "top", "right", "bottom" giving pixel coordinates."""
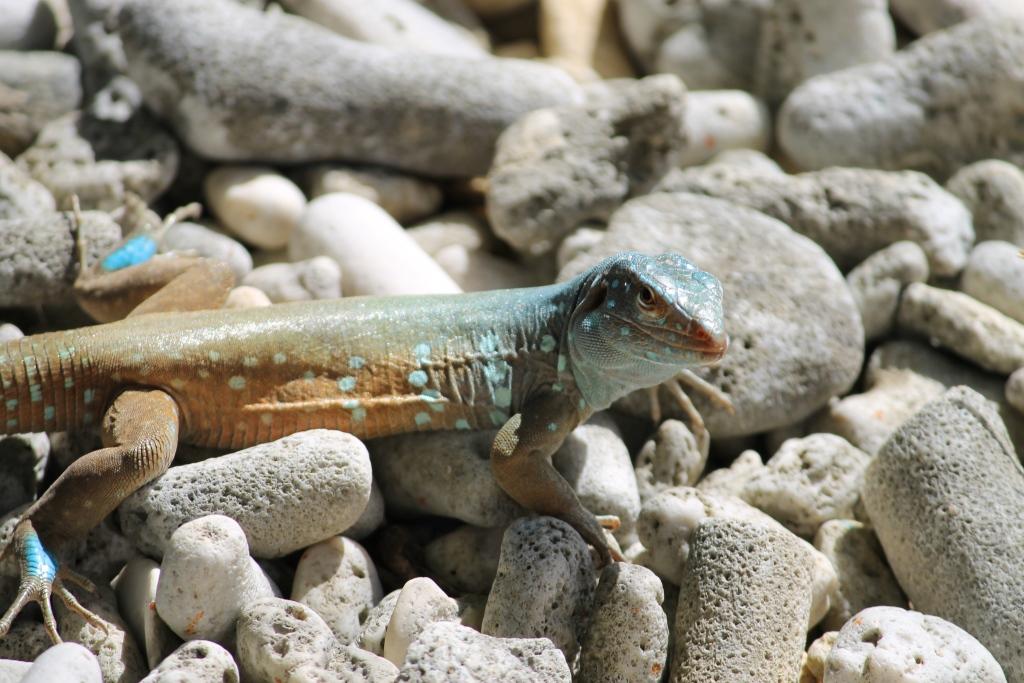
[{"left": 1, "top": 332, "right": 105, "bottom": 435}]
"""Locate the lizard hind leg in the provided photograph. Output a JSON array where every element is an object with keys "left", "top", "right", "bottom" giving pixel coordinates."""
[{"left": 0, "top": 389, "right": 180, "bottom": 643}]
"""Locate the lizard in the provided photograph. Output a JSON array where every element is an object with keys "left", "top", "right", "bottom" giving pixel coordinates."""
[{"left": 0, "top": 239, "right": 727, "bottom": 643}]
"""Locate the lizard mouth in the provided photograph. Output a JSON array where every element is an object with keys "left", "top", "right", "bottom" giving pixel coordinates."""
[{"left": 632, "top": 319, "right": 728, "bottom": 363}]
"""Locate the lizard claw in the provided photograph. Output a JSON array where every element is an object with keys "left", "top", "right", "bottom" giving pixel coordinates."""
[
  {"left": 0, "top": 520, "right": 107, "bottom": 644},
  {"left": 595, "top": 515, "right": 621, "bottom": 532}
]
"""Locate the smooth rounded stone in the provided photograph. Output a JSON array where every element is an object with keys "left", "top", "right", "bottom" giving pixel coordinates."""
[
  {"left": 0, "top": 431, "right": 48, "bottom": 515},
  {"left": 118, "top": 0, "right": 580, "bottom": 177},
  {"left": 898, "top": 282, "right": 1024, "bottom": 375},
  {"left": 290, "top": 193, "right": 460, "bottom": 296},
  {"left": 156, "top": 515, "right": 277, "bottom": 643},
  {"left": 578, "top": 563, "right": 667, "bottom": 683},
  {"left": 560, "top": 192, "right": 864, "bottom": 437},
  {"left": 671, "top": 518, "right": 812, "bottom": 683},
  {"left": 695, "top": 449, "right": 763, "bottom": 499},
  {"left": 0, "top": 152, "right": 54, "bottom": 221},
  {"left": 280, "top": 0, "right": 486, "bottom": 57},
  {"left": 814, "top": 520, "right": 905, "bottom": 632},
  {"left": 424, "top": 525, "right": 503, "bottom": 595},
  {"left": 482, "top": 517, "right": 596, "bottom": 660},
  {"left": 204, "top": 165, "right": 306, "bottom": 250},
  {"left": 487, "top": 74, "right": 686, "bottom": 257},
  {"left": 555, "top": 225, "right": 605, "bottom": 271},
  {"left": 679, "top": 90, "right": 770, "bottom": 168},
  {"left": 755, "top": 0, "right": 895, "bottom": 106},
  {"left": 846, "top": 241, "right": 930, "bottom": 342},
  {"left": 825, "top": 607, "right": 1007, "bottom": 682},
  {"left": 658, "top": 164, "right": 973, "bottom": 276},
  {"left": 552, "top": 412, "right": 641, "bottom": 545},
  {"left": 17, "top": 78, "right": 180, "bottom": 211},
  {"left": 236, "top": 597, "right": 338, "bottom": 682},
  {"left": 891, "top": 0, "right": 1021, "bottom": 35},
  {"left": 119, "top": 430, "right": 372, "bottom": 559},
  {"left": 0, "top": 323, "right": 21, "bottom": 342},
  {"left": 291, "top": 536, "right": 383, "bottom": 645},
  {"left": 383, "top": 577, "right": 459, "bottom": 666},
  {"left": 242, "top": 257, "right": 341, "bottom": 302},
  {"left": 0, "top": 210, "right": 120, "bottom": 308},
  {"left": 369, "top": 429, "right": 523, "bottom": 527},
  {"left": 961, "top": 240, "right": 1024, "bottom": 323},
  {"left": 946, "top": 159, "right": 1024, "bottom": 245},
  {"left": 224, "top": 285, "right": 272, "bottom": 309},
  {"left": 0, "top": 51, "right": 80, "bottom": 157},
  {"left": 433, "top": 245, "right": 542, "bottom": 291},
  {"left": 159, "top": 221, "right": 253, "bottom": 280},
  {"left": 358, "top": 589, "right": 400, "bottom": 656},
  {"left": 112, "top": 557, "right": 179, "bottom": 669},
  {"left": 538, "top": 0, "right": 606, "bottom": 75},
  {"left": 1008, "top": 368, "right": 1024, "bottom": 414},
  {"left": 20, "top": 643, "right": 102, "bottom": 683},
  {"left": 778, "top": 16, "right": 1024, "bottom": 179},
  {"left": 406, "top": 210, "right": 494, "bottom": 257},
  {"left": 864, "top": 387, "right": 1024, "bottom": 680},
  {"left": 297, "top": 164, "right": 442, "bottom": 224},
  {"left": 0, "top": 0, "right": 58, "bottom": 50},
  {"left": 400, "top": 621, "right": 570, "bottom": 682},
  {"left": 739, "top": 433, "right": 871, "bottom": 538},
  {"left": 803, "top": 631, "right": 838, "bottom": 683},
  {"left": 635, "top": 419, "right": 705, "bottom": 503},
  {"left": 0, "top": 659, "right": 30, "bottom": 682},
  {"left": 139, "top": 640, "right": 238, "bottom": 683}
]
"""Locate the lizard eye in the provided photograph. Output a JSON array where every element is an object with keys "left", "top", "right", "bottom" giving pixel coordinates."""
[{"left": 638, "top": 285, "right": 656, "bottom": 310}]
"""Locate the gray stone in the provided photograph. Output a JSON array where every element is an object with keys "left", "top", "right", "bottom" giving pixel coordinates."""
[
  {"left": 117, "top": 0, "right": 580, "bottom": 176},
  {"left": 656, "top": 164, "right": 973, "bottom": 276},
  {"left": 0, "top": 210, "right": 120, "bottom": 308},
  {"left": 406, "top": 210, "right": 495, "bottom": 257},
  {"left": 68, "top": 0, "right": 129, "bottom": 96},
  {"left": 813, "top": 520, "right": 905, "bottom": 632},
  {"left": 560, "top": 193, "right": 864, "bottom": 437},
  {"left": 482, "top": 517, "right": 596, "bottom": 660},
  {"left": 578, "top": 563, "right": 667, "bottom": 683},
  {"left": 0, "top": 51, "right": 80, "bottom": 157},
  {"left": 423, "top": 525, "right": 503, "bottom": 595},
  {"left": 242, "top": 257, "right": 341, "bottom": 303},
  {"left": 0, "top": 432, "right": 48, "bottom": 516},
  {"left": 487, "top": 75, "right": 686, "bottom": 256},
  {"left": 358, "top": 590, "right": 400, "bottom": 656},
  {"left": 634, "top": 419, "right": 705, "bottom": 503},
  {"left": 159, "top": 221, "right": 253, "bottom": 281},
  {"left": 433, "top": 245, "right": 543, "bottom": 292},
  {"left": 20, "top": 643, "right": 101, "bottom": 683},
  {"left": 1008, "top": 368, "right": 1024, "bottom": 415},
  {"left": 947, "top": 159, "right": 1024, "bottom": 245},
  {"left": 679, "top": 90, "right": 770, "bottom": 168},
  {"left": 17, "top": 77, "right": 179, "bottom": 212},
  {"left": 0, "top": 659, "right": 30, "bottom": 682},
  {"left": 112, "top": 557, "right": 179, "bottom": 670},
  {"left": 139, "top": 640, "right": 239, "bottom": 683},
  {"left": 0, "top": 0, "right": 59, "bottom": 50},
  {"left": 863, "top": 387, "right": 1024, "bottom": 681},
  {"left": 826, "top": 607, "right": 1007, "bottom": 682},
  {"left": 778, "top": 15, "right": 1024, "bottom": 178},
  {"left": 383, "top": 577, "right": 459, "bottom": 667},
  {"left": 297, "top": 164, "right": 443, "bottom": 225},
  {"left": 670, "top": 518, "right": 812, "bottom": 683},
  {"left": 0, "top": 152, "right": 54, "bottom": 221},
  {"left": 319, "top": 644, "right": 398, "bottom": 682},
  {"left": 898, "top": 282, "right": 1024, "bottom": 375},
  {"left": 235, "top": 597, "right": 337, "bottom": 682},
  {"left": 846, "top": 240, "right": 930, "bottom": 341},
  {"left": 695, "top": 449, "right": 762, "bottom": 500},
  {"left": 891, "top": 0, "right": 1021, "bottom": 35},
  {"left": 55, "top": 580, "right": 147, "bottom": 683},
  {"left": 961, "top": 241, "right": 1024, "bottom": 323},
  {"left": 119, "top": 430, "right": 372, "bottom": 558},
  {"left": 399, "top": 621, "right": 570, "bottom": 682}
]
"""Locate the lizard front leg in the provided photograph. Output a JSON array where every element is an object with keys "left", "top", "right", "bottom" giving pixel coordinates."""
[
  {"left": 490, "top": 394, "right": 624, "bottom": 565},
  {"left": 0, "top": 388, "right": 180, "bottom": 642}
]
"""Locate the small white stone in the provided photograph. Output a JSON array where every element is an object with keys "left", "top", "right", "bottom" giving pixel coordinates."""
[
  {"left": 290, "top": 193, "right": 460, "bottom": 296},
  {"left": 158, "top": 220, "right": 253, "bottom": 280},
  {"left": 111, "top": 557, "right": 178, "bottom": 669},
  {"left": 680, "top": 90, "right": 771, "bottom": 167},
  {"left": 433, "top": 244, "right": 540, "bottom": 291},
  {"left": 960, "top": 240, "right": 1024, "bottom": 324},
  {"left": 223, "top": 285, "right": 272, "bottom": 309},
  {"left": 383, "top": 577, "right": 459, "bottom": 666},
  {"left": 555, "top": 225, "right": 605, "bottom": 271},
  {"left": 359, "top": 590, "right": 400, "bottom": 656},
  {"left": 20, "top": 643, "right": 101, "bottom": 683},
  {"left": 204, "top": 165, "right": 307, "bottom": 250},
  {"left": 235, "top": 597, "right": 338, "bottom": 682},
  {"left": 406, "top": 210, "right": 493, "bottom": 257},
  {"left": 155, "top": 515, "right": 277, "bottom": 644},
  {"left": 696, "top": 449, "right": 764, "bottom": 499},
  {"left": 635, "top": 418, "right": 706, "bottom": 502},
  {"left": 846, "top": 241, "right": 930, "bottom": 342},
  {"left": 138, "top": 640, "right": 239, "bottom": 683},
  {"left": 0, "top": 0, "right": 57, "bottom": 50},
  {"left": 298, "top": 163, "right": 443, "bottom": 224},
  {"left": 242, "top": 256, "right": 342, "bottom": 302}
]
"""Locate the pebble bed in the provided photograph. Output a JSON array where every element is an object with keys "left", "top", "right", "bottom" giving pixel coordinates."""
[{"left": 0, "top": 0, "right": 1022, "bottom": 681}]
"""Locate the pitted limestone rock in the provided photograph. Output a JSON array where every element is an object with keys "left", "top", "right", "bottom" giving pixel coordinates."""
[
  {"left": 946, "top": 159, "right": 1024, "bottom": 245},
  {"left": 634, "top": 419, "right": 705, "bottom": 503},
  {"left": 578, "top": 563, "right": 668, "bottom": 683},
  {"left": 56, "top": 581, "right": 147, "bottom": 683},
  {"left": 696, "top": 449, "right": 763, "bottom": 499},
  {"left": 159, "top": 221, "right": 253, "bottom": 281},
  {"left": 960, "top": 241, "right": 1024, "bottom": 324},
  {"left": 779, "top": 15, "right": 1024, "bottom": 178},
  {"left": 400, "top": 621, "right": 570, "bottom": 682},
  {"left": 813, "top": 520, "right": 905, "bottom": 632},
  {"left": 0, "top": 51, "right": 81, "bottom": 157},
  {"left": 487, "top": 74, "right": 686, "bottom": 257},
  {"left": 138, "top": 640, "right": 239, "bottom": 683},
  {"left": 825, "top": 607, "right": 1007, "bottom": 682},
  {"left": 117, "top": 0, "right": 580, "bottom": 176},
  {"left": 864, "top": 387, "right": 1024, "bottom": 681},
  {"left": 358, "top": 590, "right": 400, "bottom": 657},
  {"left": 291, "top": 536, "right": 383, "bottom": 645},
  {"left": 424, "top": 525, "right": 504, "bottom": 595},
  {"left": 155, "top": 515, "right": 277, "bottom": 644},
  {"left": 242, "top": 257, "right": 342, "bottom": 303},
  {"left": 0, "top": 152, "right": 54, "bottom": 221},
  {"left": 846, "top": 241, "right": 930, "bottom": 342},
  {"left": 656, "top": 164, "right": 973, "bottom": 276},
  {"left": 560, "top": 192, "right": 863, "bottom": 437},
  {"left": 891, "top": 0, "right": 1021, "bottom": 35},
  {"left": 235, "top": 598, "right": 337, "bottom": 681},
  {"left": 118, "top": 430, "right": 373, "bottom": 558},
  {"left": 482, "top": 517, "right": 596, "bottom": 661},
  {"left": 670, "top": 518, "right": 812, "bottom": 683},
  {"left": 383, "top": 577, "right": 460, "bottom": 667}
]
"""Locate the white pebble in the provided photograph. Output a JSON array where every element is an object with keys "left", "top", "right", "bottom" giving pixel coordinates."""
[{"left": 204, "top": 165, "right": 306, "bottom": 250}]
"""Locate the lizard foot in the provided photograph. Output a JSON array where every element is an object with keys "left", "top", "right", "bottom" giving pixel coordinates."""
[
  {"left": 647, "top": 371, "right": 734, "bottom": 459},
  {"left": 0, "top": 520, "right": 108, "bottom": 643}
]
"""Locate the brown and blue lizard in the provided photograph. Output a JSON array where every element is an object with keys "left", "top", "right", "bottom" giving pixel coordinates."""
[{"left": 0, "top": 231, "right": 727, "bottom": 642}]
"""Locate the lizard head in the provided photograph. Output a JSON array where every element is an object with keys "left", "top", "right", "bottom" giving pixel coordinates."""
[{"left": 567, "top": 251, "right": 727, "bottom": 406}]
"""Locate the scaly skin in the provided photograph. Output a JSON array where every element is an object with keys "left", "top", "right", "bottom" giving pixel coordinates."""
[{"left": 0, "top": 250, "right": 727, "bottom": 641}]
